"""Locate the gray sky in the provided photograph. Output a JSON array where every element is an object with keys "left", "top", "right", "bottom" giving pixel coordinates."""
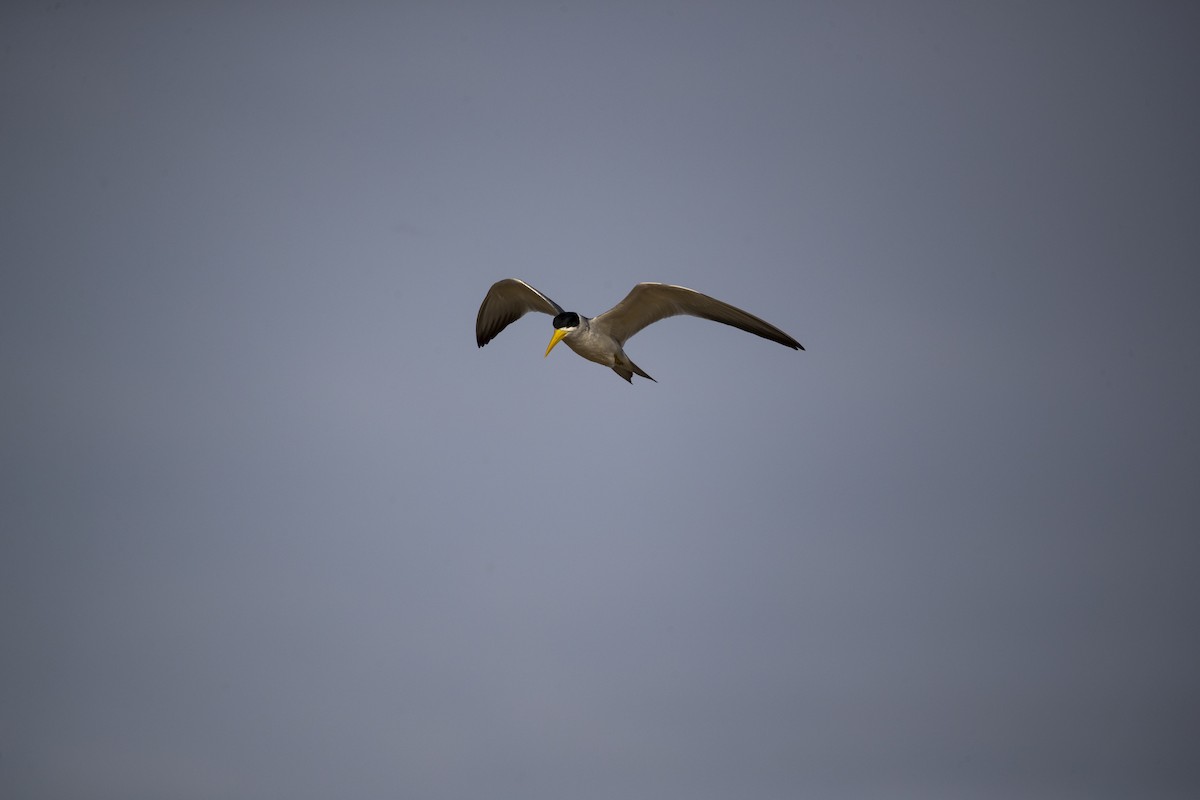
[{"left": 3, "top": 2, "right": 1199, "bottom": 798}]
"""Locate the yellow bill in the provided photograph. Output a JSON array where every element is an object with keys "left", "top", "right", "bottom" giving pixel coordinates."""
[{"left": 545, "top": 328, "right": 568, "bottom": 357}]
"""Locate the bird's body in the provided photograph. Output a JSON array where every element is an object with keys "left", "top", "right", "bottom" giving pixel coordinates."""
[
  {"left": 546, "top": 313, "right": 657, "bottom": 382},
  {"left": 476, "top": 279, "right": 803, "bottom": 383}
]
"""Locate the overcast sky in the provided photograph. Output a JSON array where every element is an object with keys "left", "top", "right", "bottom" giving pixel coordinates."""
[{"left": 3, "top": 2, "right": 1199, "bottom": 798}]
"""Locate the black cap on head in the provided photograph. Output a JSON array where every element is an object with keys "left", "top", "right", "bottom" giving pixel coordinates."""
[{"left": 552, "top": 311, "right": 580, "bottom": 329}]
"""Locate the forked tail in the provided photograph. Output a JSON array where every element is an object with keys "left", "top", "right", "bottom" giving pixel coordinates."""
[{"left": 612, "top": 355, "right": 656, "bottom": 383}]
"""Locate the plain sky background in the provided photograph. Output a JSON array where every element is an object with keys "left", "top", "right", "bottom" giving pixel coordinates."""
[{"left": 3, "top": 2, "right": 1199, "bottom": 798}]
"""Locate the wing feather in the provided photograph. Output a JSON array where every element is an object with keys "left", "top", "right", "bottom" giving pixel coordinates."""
[
  {"left": 475, "top": 279, "right": 564, "bottom": 347},
  {"left": 592, "top": 283, "right": 803, "bottom": 349}
]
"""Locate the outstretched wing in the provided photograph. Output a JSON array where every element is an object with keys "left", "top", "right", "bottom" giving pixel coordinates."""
[
  {"left": 592, "top": 283, "right": 803, "bottom": 349},
  {"left": 475, "top": 279, "right": 565, "bottom": 347}
]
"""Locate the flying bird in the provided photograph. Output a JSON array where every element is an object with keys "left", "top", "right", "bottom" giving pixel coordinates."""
[{"left": 476, "top": 279, "right": 803, "bottom": 382}]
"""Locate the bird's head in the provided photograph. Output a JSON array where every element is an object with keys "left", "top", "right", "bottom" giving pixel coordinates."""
[{"left": 545, "top": 311, "right": 581, "bottom": 356}]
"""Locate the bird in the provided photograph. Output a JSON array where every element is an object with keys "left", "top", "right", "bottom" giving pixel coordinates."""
[{"left": 475, "top": 279, "right": 803, "bottom": 383}]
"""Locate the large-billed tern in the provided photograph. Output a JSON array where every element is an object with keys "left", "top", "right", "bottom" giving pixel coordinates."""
[{"left": 476, "top": 279, "right": 803, "bottom": 382}]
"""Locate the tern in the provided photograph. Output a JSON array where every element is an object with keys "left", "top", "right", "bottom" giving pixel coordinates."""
[{"left": 476, "top": 279, "right": 803, "bottom": 382}]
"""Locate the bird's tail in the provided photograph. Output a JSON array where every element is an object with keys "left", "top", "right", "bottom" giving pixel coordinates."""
[{"left": 613, "top": 355, "right": 656, "bottom": 383}]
